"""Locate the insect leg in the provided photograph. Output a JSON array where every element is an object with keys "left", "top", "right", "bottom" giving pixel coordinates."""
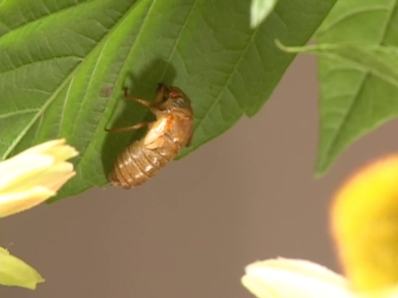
[
  {"left": 153, "top": 83, "right": 167, "bottom": 104},
  {"left": 105, "top": 122, "right": 148, "bottom": 133},
  {"left": 123, "top": 88, "right": 157, "bottom": 113}
]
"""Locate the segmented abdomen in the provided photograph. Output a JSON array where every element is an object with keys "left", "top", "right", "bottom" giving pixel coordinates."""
[{"left": 109, "top": 134, "right": 181, "bottom": 188}]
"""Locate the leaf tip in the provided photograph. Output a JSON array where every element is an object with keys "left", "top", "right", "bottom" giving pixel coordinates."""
[{"left": 315, "top": 156, "right": 332, "bottom": 177}]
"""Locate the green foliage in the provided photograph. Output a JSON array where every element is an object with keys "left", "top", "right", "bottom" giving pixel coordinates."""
[
  {"left": 0, "top": 247, "right": 44, "bottom": 290},
  {"left": 0, "top": 0, "right": 334, "bottom": 199},
  {"left": 280, "top": 43, "right": 398, "bottom": 88},
  {"left": 250, "top": 0, "right": 278, "bottom": 28},
  {"left": 315, "top": 0, "right": 398, "bottom": 174}
]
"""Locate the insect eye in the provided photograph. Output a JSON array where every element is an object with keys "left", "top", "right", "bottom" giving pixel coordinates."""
[{"left": 169, "top": 90, "right": 180, "bottom": 99}]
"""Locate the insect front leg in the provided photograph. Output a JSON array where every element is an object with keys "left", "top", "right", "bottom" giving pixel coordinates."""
[
  {"left": 153, "top": 83, "right": 168, "bottom": 104},
  {"left": 105, "top": 122, "right": 148, "bottom": 133},
  {"left": 123, "top": 87, "right": 158, "bottom": 114}
]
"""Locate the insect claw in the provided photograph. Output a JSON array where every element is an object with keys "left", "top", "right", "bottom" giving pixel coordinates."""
[
  {"left": 157, "top": 83, "right": 165, "bottom": 91},
  {"left": 123, "top": 87, "right": 129, "bottom": 97}
]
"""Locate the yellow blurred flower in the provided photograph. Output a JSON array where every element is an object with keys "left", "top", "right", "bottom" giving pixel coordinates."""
[
  {"left": 0, "top": 139, "right": 78, "bottom": 217},
  {"left": 332, "top": 156, "right": 398, "bottom": 292},
  {"left": 242, "top": 155, "right": 398, "bottom": 298}
]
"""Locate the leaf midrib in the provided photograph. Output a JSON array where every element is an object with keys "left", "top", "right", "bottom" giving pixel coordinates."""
[{"left": 74, "top": 0, "right": 157, "bottom": 174}]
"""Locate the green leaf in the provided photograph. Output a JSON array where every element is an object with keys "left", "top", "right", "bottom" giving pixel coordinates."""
[
  {"left": 0, "top": 247, "right": 44, "bottom": 290},
  {"left": 251, "top": 0, "right": 279, "bottom": 28},
  {"left": 0, "top": 0, "right": 335, "bottom": 199},
  {"left": 315, "top": 0, "right": 398, "bottom": 174},
  {"left": 278, "top": 43, "right": 398, "bottom": 87}
]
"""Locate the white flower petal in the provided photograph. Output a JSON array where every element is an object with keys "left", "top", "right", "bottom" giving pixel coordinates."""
[
  {"left": 14, "top": 139, "right": 66, "bottom": 157},
  {"left": 242, "top": 258, "right": 355, "bottom": 298},
  {"left": 0, "top": 187, "right": 55, "bottom": 218},
  {"left": 0, "top": 139, "right": 78, "bottom": 217},
  {"left": 0, "top": 155, "right": 54, "bottom": 191}
]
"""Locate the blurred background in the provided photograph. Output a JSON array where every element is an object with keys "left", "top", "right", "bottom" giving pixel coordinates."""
[{"left": 2, "top": 54, "right": 398, "bottom": 298}]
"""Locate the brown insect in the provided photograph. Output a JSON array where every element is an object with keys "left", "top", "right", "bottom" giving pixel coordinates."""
[{"left": 107, "top": 84, "right": 194, "bottom": 188}]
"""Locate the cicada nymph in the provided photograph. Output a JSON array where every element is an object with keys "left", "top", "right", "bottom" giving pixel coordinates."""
[{"left": 108, "top": 84, "right": 194, "bottom": 188}]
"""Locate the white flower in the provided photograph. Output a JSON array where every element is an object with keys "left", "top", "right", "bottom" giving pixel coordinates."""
[
  {"left": 242, "top": 258, "right": 353, "bottom": 298},
  {"left": 0, "top": 139, "right": 78, "bottom": 217}
]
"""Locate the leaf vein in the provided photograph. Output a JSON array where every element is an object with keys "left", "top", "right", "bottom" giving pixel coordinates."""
[
  {"left": 0, "top": 108, "right": 39, "bottom": 120},
  {"left": 194, "top": 28, "right": 260, "bottom": 131},
  {"left": 0, "top": 1, "right": 91, "bottom": 40},
  {"left": 159, "top": 0, "right": 199, "bottom": 81},
  {"left": 318, "top": 6, "right": 389, "bottom": 36},
  {"left": 0, "top": 55, "right": 83, "bottom": 76}
]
